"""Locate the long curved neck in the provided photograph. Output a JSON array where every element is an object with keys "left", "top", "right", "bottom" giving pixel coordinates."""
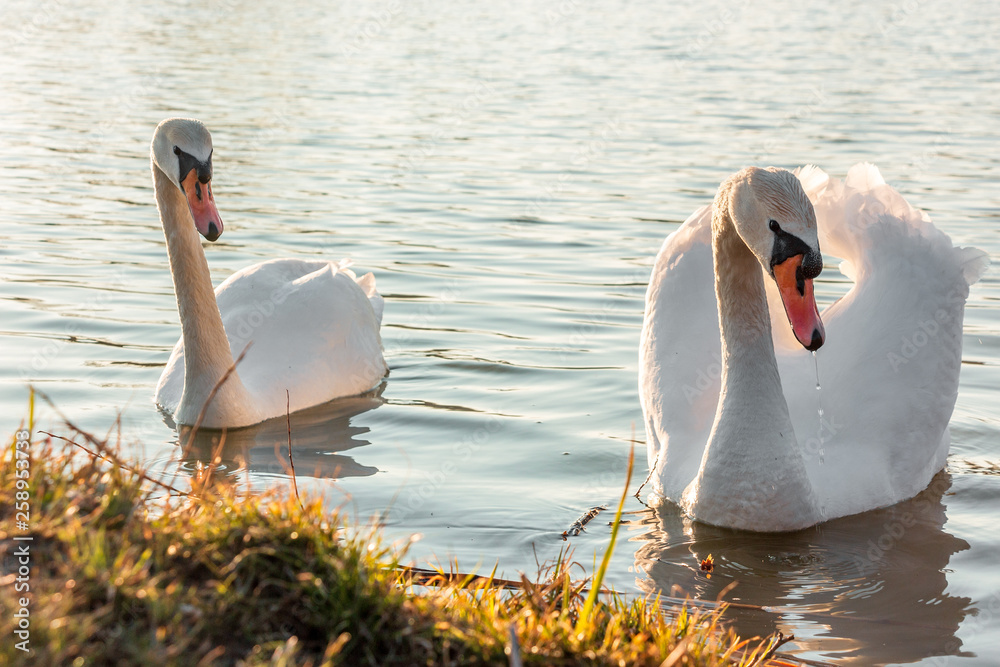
[
  {"left": 154, "top": 163, "right": 247, "bottom": 421},
  {"left": 687, "top": 204, "right": 819, "bottom": 530},
  {"left": 712, "top": 216, "right": 792, "bottom": 439}
]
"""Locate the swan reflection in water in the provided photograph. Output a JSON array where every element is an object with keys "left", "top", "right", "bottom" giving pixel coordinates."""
[
  {"left": 633, "top": 471, "right": 972, "bottom": 665},
  {"left": 167, "top": 385, "right": 385, "bottom": 485}
]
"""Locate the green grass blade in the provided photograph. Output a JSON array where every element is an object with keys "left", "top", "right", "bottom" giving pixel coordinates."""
[{"left": 574, "top": 443, "right": 634, "bottom": 636}]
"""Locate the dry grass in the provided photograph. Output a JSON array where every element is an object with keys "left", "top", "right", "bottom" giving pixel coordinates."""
[{"left": 1, "top": 399, "right": 791, "bottom": 666}]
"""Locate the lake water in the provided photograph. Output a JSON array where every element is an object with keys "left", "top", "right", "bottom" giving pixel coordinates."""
[{"left": 2, "top": 0, "right": 998, "bottom": 664}]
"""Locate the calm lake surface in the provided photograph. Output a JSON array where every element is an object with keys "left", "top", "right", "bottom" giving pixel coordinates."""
[{"left": 2, "top": 1, "right": 998, "bottom": 663}]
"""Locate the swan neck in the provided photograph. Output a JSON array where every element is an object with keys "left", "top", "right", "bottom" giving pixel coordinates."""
[
  {"left": 711, "top": 211, "right": 786, "bottom": 426},
  {"left": 713, "top": 219, "right": 774, "bottom": 361},
  {"left": 154, "top": 162, "right": 245, "bottom": 414},
  {"left": 687, "top": 206, "right": 819, "bottom": 529}
]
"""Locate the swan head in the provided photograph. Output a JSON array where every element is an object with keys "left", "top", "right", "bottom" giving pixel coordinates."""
[
  {"left": 725, "top": 166, "right": 825, "bottom": 351},
  {"left": 151, "top": 118, "right": 223, "bottom": 242}
]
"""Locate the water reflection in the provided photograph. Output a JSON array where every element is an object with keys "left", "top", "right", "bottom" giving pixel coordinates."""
[
  {"left": 633, "top": 471, "right": 972, "bottom": 665},
  {"left": 171, "top": 386, "right": 385, "bottom": 483}
]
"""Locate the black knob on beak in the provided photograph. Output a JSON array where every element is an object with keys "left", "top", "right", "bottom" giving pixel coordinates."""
[{"left": 205, "top": 221, "right": 220, "bottom": 242}]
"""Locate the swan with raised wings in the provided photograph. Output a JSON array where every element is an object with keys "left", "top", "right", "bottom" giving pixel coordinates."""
[
  {"left": 639, "top": 165, "right": 988, "bottom": 531},
  {"left": 151, "top": 118, "right": 387, "bottom": 428}
]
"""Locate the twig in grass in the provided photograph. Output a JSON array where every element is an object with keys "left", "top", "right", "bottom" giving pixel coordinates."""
[
  {"left": 753, "top": 631, "right": 796, "bottom": 665},
  {"left": 398, "top": 565, "right": 523, "bottom": 590},
  {"left": 286, "top": 389, "right": 304, "bottom": 512},
  {"left": 33, "top": 388, "right": 188, "bottom": 498},
  {"left": 716, "top": 580, "right": 738, "bottom": 602},
  {"left": 40, "top": 430, "right": 187, "bottom": 497},
  {"left": 196, "top": 646, "right": 226, "bottom": 666}
]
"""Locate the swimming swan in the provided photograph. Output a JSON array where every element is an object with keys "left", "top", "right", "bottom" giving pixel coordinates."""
[
  {"left": 639, "top": 164, "right": 988, "bottom": 531},
  {"left": 151, "top": 118, "right": 387, "bottom": 428}
]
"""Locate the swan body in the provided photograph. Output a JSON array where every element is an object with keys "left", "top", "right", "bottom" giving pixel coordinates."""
[
  {"left": 151, "top": 118, "right": 387, "bottom": 428},
  {"left": 639, "top": 164, "right": 988, "bottom": 532}
]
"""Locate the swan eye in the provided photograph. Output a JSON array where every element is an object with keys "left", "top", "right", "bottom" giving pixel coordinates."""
[
  {"left": 769, "top": 219, "right": 781, "bottom": 233},
  {"left": 173, "top": 146, "right": 182, "bottom": 156}
]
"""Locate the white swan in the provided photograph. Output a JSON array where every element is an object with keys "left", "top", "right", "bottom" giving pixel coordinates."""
[
  {"left": 151, "top": 118, "right": 387, "bottom": 428},
  {"left": 639, "top": 164, "right": 988, "bottom": 532}
]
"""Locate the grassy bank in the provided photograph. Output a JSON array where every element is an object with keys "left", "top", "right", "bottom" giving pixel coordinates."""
[{"left": 2, "top": 411, "right": 786, "bottom": 666}]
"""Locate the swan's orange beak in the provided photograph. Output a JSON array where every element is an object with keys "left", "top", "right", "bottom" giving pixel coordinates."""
[
  {"left": 774, "top": 254, "right": 825, "bottom": 351},
  {"left": 181, "top": 169, "right": 223, "bottom": 242}
]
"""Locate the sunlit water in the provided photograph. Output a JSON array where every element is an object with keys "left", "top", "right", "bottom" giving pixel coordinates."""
[{"left": 2, "top": 1, "right": 999, "bottom": 663}]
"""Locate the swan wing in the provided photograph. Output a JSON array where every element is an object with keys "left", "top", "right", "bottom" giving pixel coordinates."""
[
  {"left": 156, "top": 258, "right": 388, "bottom": 422},
  {"left": 353, "top": 271, "right": 385, "bottom": 328},
  {"left": 772, "top": 165, "right": 989, "bottom": 519},
  {"left": 639, "top": 205, "right": 722, "bottom": 500},
  {"left": 216, "top": 258, "right": 387, "bottom": 418}
]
